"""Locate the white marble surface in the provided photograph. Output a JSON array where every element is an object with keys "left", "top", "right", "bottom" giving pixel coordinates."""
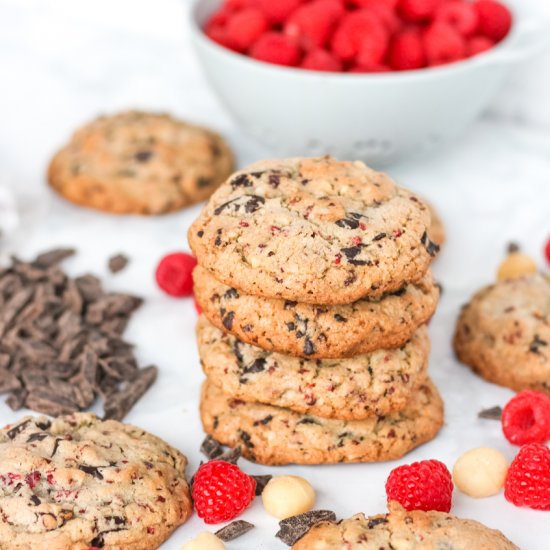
[{"left": 1, "top": 1, "right": 550, "bottom": 548}]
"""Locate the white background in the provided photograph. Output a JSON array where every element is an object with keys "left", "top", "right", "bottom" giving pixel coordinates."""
[{"left": 1, "top": 1, "right": 550, "bottom": 548}]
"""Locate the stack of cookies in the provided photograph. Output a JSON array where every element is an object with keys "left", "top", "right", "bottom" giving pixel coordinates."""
[{"left": 189, "top": 157, "right": 443, "bottom": 466}]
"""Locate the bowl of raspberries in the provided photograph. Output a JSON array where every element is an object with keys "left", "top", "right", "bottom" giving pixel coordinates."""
[{"left": 190, "top": 0, "right": 547, "bottom": 164}]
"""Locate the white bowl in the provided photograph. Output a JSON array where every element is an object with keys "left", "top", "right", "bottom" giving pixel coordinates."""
[{"left": 190, "top": 0, "right": 548, "bottom": 166}]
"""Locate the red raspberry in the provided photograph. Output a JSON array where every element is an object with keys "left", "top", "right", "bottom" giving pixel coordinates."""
[
  {"left": 545, "top": 236, "right": 550, "bottom": 264},
  {"left": 389, "top": 29, "right": 426, "bottom": 70},
  {"left": 399, "top": 0, "right": 440, "bottom": 23},
  {"left": 204, "top": 7, "right": 234, "bottom": 49},
  {"left": 505, "top": 443, "right": 550, "bottom": 510},
  {"left": 225, "top": 0, "right": 255, "bottom": 9},
  {"left": 349, "top": 63, "right": 391, "bottom": 73},
  {"left": 331, "top": 10, "right": 389, "bottom": 63},
  {"left": 285, "top": 0, "right": 345, "bottom": 50},
  {"left": 502, "top": 390, "right": 550, "bottom": 446},
  {"left": 386, "top": 459, "right": 453, "bottom": 512},
  {"left": 350, "top": 0, "right": 399, "bottom": 8},
  {"left": 424, "top": 22, "right": 466, "bottom": 66},
  {"left": 302, "top": 48, "right": 343, "bottom": 72},
  {"left": 226, "top": 8, "right": 269, "bottom": 52},
  {"left": 434, "top": 2, "right": 479, "bottom": 37},
  {"left": 257, "top": 0, "right": 304, "bottom": 23},
  {"left": 192, "top": 460, "right": 256, "bottom": 523},
  {"left": 467, "top": 35, "right": 495, "bottom": 56},
  {"left": 250, "top": 32, "right": 301, "bottom": 66},
  {"left": 367, "top": 4, "right": 401, "bottom": 34},
  {"left": 155, "top": 252, "right": 197, "bottom": 297},
  {"left": 474, "top": 0, "right": 512, "bottom": 42}
]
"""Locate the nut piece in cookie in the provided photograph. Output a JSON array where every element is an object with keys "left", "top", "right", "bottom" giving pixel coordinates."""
[
  {"left": 0, "top": 413, "right": 192, "bottom": 549},
  {"left": 189, "top": 157, "right": 438, "bottom": 304},
  {"left": 454, "top": 274, "right": 550, "bottom": 395},
  {"left": 291, "top": 502, "right": 519, "bottom": 549},
  {"left": 48, "top": 111, "right": 234, "bottom": 215}
]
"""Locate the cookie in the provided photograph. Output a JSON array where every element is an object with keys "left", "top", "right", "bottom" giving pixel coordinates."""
[
  {"left": 454, "top": 274, "right": 550, "bottom": 394},
  {"left": 292, "top": 502, "right": 518, "bottom": 549},
  {"left": 188, "top": 157, "right": 438, "bottom": 304},
  {"left": 48, "top": 111, "right": 234, "bottom": 215},
  {"left": 200, "top": 378, "right": 443, "bottom": 465},
  {"left": 427, "top": 201, "right": 446, "bottom": 247},
  {"left": 0, "top": 413, "right": 192, "bottom": 549},
  {"left": 193, "top": 265, "right": 438, "bottom": 358},
  {"left": 197, "top": 316, "right": 430, "bottom": 420}
]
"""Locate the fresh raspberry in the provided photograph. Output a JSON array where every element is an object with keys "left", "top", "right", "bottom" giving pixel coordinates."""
[
  {"left": 350, "top": 0, "right": 399, "bottom": 8},
  {"left": 225, "top": 0, "right": 255, "bottom": 9},
  {"left": 434, "top": 2, "right": 479, "bottom": 37},
  {"left": 545, "top": 236, "right": 550, "bottom": 264},
  {"left": 226, "top": 8, "right": 269, "bottom": 52},
  {"left": 331, "top": 10, "right": 389, "bottom": 63},
  {"left": 257, "top": 0, "right": 304, "bottom": 23},
  {"left": 424, "top": 22, "right": 466, "bottom": 66},
  {"left": 474, "top": 0, "right": 512, "bottom": 42},
  {"left": 349, "top": 63, "right": 391, "bottom": 73},
  {"left": 389, "top": 29, "right": 426, "bottom": 70},
  {"left": 192, "top": 460, "right": 256, "bottom": 523},
  {"left": 302, "top": 48, "right": 343, "bottom": 72},
  {"left": 502, "top": 391, "right": 550, "bottom": 446},
  {"left": 505, "top": 443, "right": 550, "bottom": 510},
  {"left": 367, "top": 3, "right": 402, "bottom": 34},
  {"left": 386, "top": 459, "right": 453, "bottom": 512},
  {"left": 285, "top": 0, "right": 345, "bottom": 50},
  {"left": 204, "top": 7, "right": 234, "bottom": 49},
  {"left": 250, "top": 32, "right": 301, "bottom": 66},
  {"left": 399, "top": 0, "right": 440, "bottom": 23},
  {"left": 205, "top": 25, "right": 233, "bottom": 49},
  {"left": 155, "top": 252, "right": 197, "bottom": 297},
  {"left": 467, "top": 35, "right": 495, "bottom": 56}
]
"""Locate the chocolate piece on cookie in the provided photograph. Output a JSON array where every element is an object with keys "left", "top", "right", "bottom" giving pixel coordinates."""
[
  {"left": 200, "top": 378, "right": 443, "bottom": 465},
  {"left": 197, "top": 316, "right": 430, "bottom": 420},
  {"left": 291, "top": 503, "right": 518, "bottom": 549},
  {"left": 454, "top": 274, "right": 550, "bottom": 394},
  {"left": 0, "top": 413, "right": 192, "bottom": 549},
  {"left": 189, "top": 157, "right": 438, "bottom": 304},
  {"left": 194, "top": 265, "right": 438, "bottom": 358},
  {"left": 48, "top": 111, "right": 234, "bottom": 215}
]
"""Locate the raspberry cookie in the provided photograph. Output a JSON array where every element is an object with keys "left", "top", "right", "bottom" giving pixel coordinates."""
[
  {"left": 200, "top": 379, "right": 443, "bottom": 465},
  {"left": 292, "top": 502, "right": 518, "bottom": 549},
  {"left": 0, "top": 413, "right": 192, "bottom": 549},
  {"left": 189, "top": 157, "right": 438, "bottom": 304},
  {"left": 197, "top": 316, "right": 430, "bottom": 420},
  {"left": 454, "top": 274, "right": 550, "bottom": 394},
  {"left": 48, "top": 111, "right": 234, "bottom": 215},
  {"left": 193, "top": 265, "right": 438, "bottom": 358}
]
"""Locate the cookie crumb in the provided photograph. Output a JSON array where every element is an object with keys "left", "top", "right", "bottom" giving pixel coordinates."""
[
  {"left": 478, "top": 406, "right": 503, "bottom": 420},
  {"left": 275, "top": 510, "right": 336, "bottom": 546},
  {"left": 108, "top": 253, "right": 129, "bottom": 273},
  {"left": 215, "top": 520, "right": 254, "bottom": 541}
]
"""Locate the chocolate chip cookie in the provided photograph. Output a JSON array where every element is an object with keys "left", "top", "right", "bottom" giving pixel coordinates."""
[
  {"left": 200, "top": 378, "right": 443, "bottom": 465},
  {"left": 292, "top": 502, "right": 518, "bottom": 549},
  {"left": 48, "top": 111, "right": 234, "bottom": 215},
  {"left": 197, "top": 316, "right": 430, "bottom": 420},
  {"left": 193, "top": 265, "right": 438, "bottom": 358},
  {"left": 454, "top": 274, "right": 550, "bottom": 394},
  {"left": 0, "top": 413, "right": 192, "bottom": 549},
  {"left": 188, "top": 157, "right": 438, "bottom": 304}
]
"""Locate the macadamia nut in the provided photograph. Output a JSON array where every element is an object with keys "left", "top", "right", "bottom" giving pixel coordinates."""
[
  {"left": 497, "top": 253, "right": 537, "bottom": 281},
  {"left": 181, "top": 532, "right": 226, "bottom": 550},
  {"left": 453, "top": 447, "right": 509, "bottom": 498},
  {"left": 262, "top": 475, "right": 316, "bottom": 519}
]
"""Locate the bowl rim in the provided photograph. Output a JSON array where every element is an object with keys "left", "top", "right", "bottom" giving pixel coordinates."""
[{"left": 188, "top": 0, "right": 524, "bottom": 82}]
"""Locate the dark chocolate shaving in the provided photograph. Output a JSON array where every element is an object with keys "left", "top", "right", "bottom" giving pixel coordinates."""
[
  {"left": 108, "top": 254, "right": 129, "bottom": 274},
  {"left": 0, "top": 249, "right": 156, "bottom": 419},
  {"left": 200, "top": 435, "right": 225, "bottom": 460},
  {"left": 253, "top": 474, "right": 272, "bottom": 495},
  {"left": 276, "top": 510, "right": 337, "bottom": 546},
  {"left": 215, "top": 520, "right": 254, "bottom": 541},
  {"left": 478, "top": 406, "right": 503, "bottom": 420}
]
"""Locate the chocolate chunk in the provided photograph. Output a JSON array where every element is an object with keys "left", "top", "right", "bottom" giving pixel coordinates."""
[
  {"left": 243, "top": 358, "right": 266, "bottom": 375},
  {"left": 134, "top": 150, "right": 153, "bottom": 162},
  {"left": 215, "top": 520, "right": 254, "bottom": 542},
  {"left": 218, "top": 446, "right": 242, "bottom": 465},
  {"left": 108, "top": 254, "right": 129, "bottom": 274},
  {"left": 222, "top": 311, "right": 235, "bottom": 331},
  {"left": 239, "top": 430, "right": 254, "bottom": 449},
  {"left": 478, "top": 406, "right": 503, "bottom": 420},
  {"left": 333, "top": 314, "right": 347, "bottom": 323},
  {"left": 224, "top": 288, "right": 239, "bottom": 299},
  {"left": 253, "top": 414, "right": 273, "bottom": 426},
  {"left": 529, "top": 335, "right": 548, "bottom": 354},
  {"left": 276, "top": 510, "right": 337, "bottom": 546},
  {"left": 244, "top": 195, "right": 265, "bottom": 213},
  {"left": 335, "top": 218, "right": 359, "bottom": 229},
  {"left": 230, "top": 174, "right": 253, "bottom": 188},
  {"left": 303, "top": 337, "right": 315, "bottom": 356},
  {"left": 79, "top": 465, "right": 104, "bottom": 479},
  {"left": 200, "top": 435, "right": 224, "bottom": 460},
  {"left": 421, "top": 231, "right": 440, "bottom": 257},
  {"left": 507, "top": 242, "right": 520, "bottom": 254},
  {"left": 368, "top": 517, "right": 388, "bottom": 528},
  {"left": 373, "top": 232, "right": 386, "bottom": 241},
  {"left": 6, "top": 419, "right": 30, "bottom": 439},
  {"left": 197, "top": 177, "right": 212, "bottom": 188},
  {"left": 268, "top": 173, "right": 280, "bottom": 188},
  {"left": 253, "top": 474, "right": 272, "bottom": 495},
  {"left": 284, "top": 300, "right": 298, "bottom": 310},
  {"left": 33, "top": 248, "right": 76, "bottom": 268}
]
